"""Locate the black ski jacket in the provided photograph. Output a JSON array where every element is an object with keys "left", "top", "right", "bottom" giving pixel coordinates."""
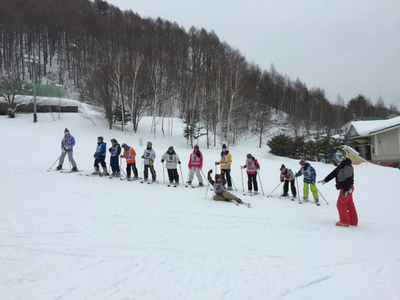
[{"left": 323, "top": 158, "right": 354, "bottom": 192}]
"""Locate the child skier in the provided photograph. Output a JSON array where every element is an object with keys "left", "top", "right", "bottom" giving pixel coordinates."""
[
  {"left": 215, "top": 144, "right": 233, "bottom": 190},
  {"left": 318, "top": 151, "right": 358, "bottom": 227},
  {"left": 142, "top": 141, "right": 156, "bottom": 182},
  {"left": 207, "top": 169, "right": 245, "bottom": 204},
  {"left": 279, "top": 164, "right": 296, "bottom": 197},
  {"left": 295, "top": 159, "right": 319, "bottom": 204},
  {"left": 93, "top": 136, "right": 109, "bottom": 175},
  {"left": 121, "top": 143, "right": 139, "bottom": 180},
  {"left": 57, "top": 128, "right": 78, "bottom": 171},
  {"left": 109, "top": 138, "right": 121, "bottom": 177},
  {"left": 161, "top": 146, "right": 181, "bottom": 185},
  {"left": 187, "top": 144, "right": 204, "bottom": 187},
  {"left": 241, "top": 153, "right": 260, "bottom": 194}
]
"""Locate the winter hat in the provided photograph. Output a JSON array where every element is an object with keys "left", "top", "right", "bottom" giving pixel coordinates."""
[
  {"left": 97, "top": 136, "right": 104, "bottom": 142},
  {"left": 333, "top": 151, "right": 344, "bottom": 162},
  {"left": 110, "top": 138, "right": 118, "bottom": 144},
  {"left": 64, "top": 128, "right": 70, "bottom": 134},
  {"left": 222, "top": 144, "right": 227, "bottom": 150},
  {"left": 215, "top": 174, "right": 222, "bottom": 180},
  {"left": 280, "top": 164, "right": 286, "bottom": 172},
  {"left": 246, "top": 153, "right": 252, "bottom": 159},
  {"left": 147, "top": 141, "right": 152, "bottom": 147},
  {"left": 121, "top": 143, "right": 128, "bottom": 148},
  {"left": 168, "top": 146, "right": 174, "bottom": 151},
  {"left": 194, "top": 144, "right": 199, "bottom": 149},
  {"left": 299, "top": 159, "right": 307, "bottom": 166}
]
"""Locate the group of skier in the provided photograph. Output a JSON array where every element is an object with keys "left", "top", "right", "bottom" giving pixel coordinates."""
[{"left": 55, "top": 128, "right": 358, "bottom": 227}]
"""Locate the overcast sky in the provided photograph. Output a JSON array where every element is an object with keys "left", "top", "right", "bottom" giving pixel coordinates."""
[{"left": 106, "top": 0, "right": 400, "bottom": 109}]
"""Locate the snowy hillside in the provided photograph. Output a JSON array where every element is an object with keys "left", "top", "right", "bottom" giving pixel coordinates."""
[{"left": 1, "top": 104, "right": 400, "bottom": 300}]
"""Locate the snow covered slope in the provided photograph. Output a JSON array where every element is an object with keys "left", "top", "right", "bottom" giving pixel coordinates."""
[{"left": 1, "top": 108, "right": 399, "bottom": 300}]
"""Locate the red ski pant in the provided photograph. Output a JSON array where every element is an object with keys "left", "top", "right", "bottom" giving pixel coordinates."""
[{"left": 336, "top": 186, "right": 358, "bottom": 226}]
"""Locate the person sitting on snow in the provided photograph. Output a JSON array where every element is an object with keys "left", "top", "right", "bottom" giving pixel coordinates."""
[{"left": 207, "top": 169, "right": 242, "bottom": 203}]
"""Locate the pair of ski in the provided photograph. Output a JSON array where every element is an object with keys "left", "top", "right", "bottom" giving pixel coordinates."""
[
  {"left": 229, "top": 199, "right": 251, "bottom": 208},
  {"left": 243, "top": 192, "right": 259, "bottom": 197},
  {"left": 54, "top": 169, "right": 84, "bottom": 174},
  {"left": 140, "top": 179, "right": 159, "bottom": 184},
  {"left": 119, "top": 177, "right": 141, "bottom": 181},
  {"left": 167, "top": 183, "right": 179, "bottom": 188},
  {"left": 185, "top": 184, "right": 204, "bottom": 188},
  {"left": 302, "top": 198, "right": 321, "bottom": 206}
]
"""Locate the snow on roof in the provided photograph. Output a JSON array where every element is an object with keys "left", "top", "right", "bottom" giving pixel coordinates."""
[{"left": 346, "top": 116, "right": 400, "bottom": 137}]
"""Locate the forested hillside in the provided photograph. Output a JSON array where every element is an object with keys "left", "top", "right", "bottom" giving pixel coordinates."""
[{"left": 0, "top": 0, "right": 396, "bottom": 146}]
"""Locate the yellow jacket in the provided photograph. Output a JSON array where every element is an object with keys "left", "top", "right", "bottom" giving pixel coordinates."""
[{"left": 219, "top": 152, "right": 232, "bottom": 170}]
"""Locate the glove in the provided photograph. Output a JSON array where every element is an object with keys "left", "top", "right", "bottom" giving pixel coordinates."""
[
  {"left": 208, "top": 169, "right": 213, "bottom": 174},
  {"left": 341, "top": 191, "right": 347, "bottom": 198},
  {"left": 294, "top": 173, "right": 298, "bottom": 178},
  {"left": 109, "top": 147, "right": 112, "bottom": 152},
  {"left": 311, "top": 179, "right": 315, "bottom": 185},
  {"left": 215, "top": 161, "right": 219, "bottom": 165},
  {"left": 161, "top": 159, "right": 165, "bottom": 163},
  {"left": 318, "top": 180, "right": 326, "bottom": 185},
  {"left": 225, "top": 165, "right": 230, "bottom": 169},
  {"left": 348, "top": 187, "right": 353, "bottom": 194},
  {"left": 120, "top": 154, "right": 123, "bottom": 158},
  {"left": 281, "top": 179, "right": 284, "bottom": 182},
  {"left": 149, "top": 159, "right": 154, "bottom": 165},
  {"left": 178, "top": 161, "right": 181, "bottom": 164},
  {"left": 141, "top": 155, "right": 144, "bottom": 158},
  {"left": 94, "top": 153, "right": 97, "bottom": 158},
  {"left": 62, "top": 148, "right": 66, "bottom": 153},
  {"left": 285, "top": 175, "right": 289, "bottom": 179}
]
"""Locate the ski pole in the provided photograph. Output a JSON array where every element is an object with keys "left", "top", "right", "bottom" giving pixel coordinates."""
[
  {"left": 279, "top": 183, "right": 285, "bottom": 199},
  {"left": 204, "top": 181, "right": 210, "bottom": 199},
  {"left": 162, "top": 161, "right": 166, "bottom": 184},
  {"left": 316, "top": 187, "right": 329, "bottom": 205},
  {"left": 49, "top": 154, "right": 62, "bottom": 170},
  {"left": 257, "top": 171, "right": 265, "bottom": 195},
  {"left": 240, "top": 167, "right": 244, "bottom": 193},
  {"left": 179, "top": 163, "right": 184, "bottom": 185},
  {"left": 140, "top": 158, "right": 144, "bottom": 178},
  {"left": 230, "top": 174, "right": 238, "bottom": 191},
  {"left": 295, "top": 177, "right": 302, "bottom": 203},
  {"left": 119, "top": 156, "right": 127, "bottom": 176},
  {"left": 200, "top": 169, "right": 210, "bottom": 185},
  {"left": 267, "top": 182, "right": 282, "bottom": 197}
]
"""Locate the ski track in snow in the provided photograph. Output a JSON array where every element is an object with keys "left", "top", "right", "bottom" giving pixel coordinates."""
[{"left": 1, "top": 112, "right": 400, "bottom": 299}]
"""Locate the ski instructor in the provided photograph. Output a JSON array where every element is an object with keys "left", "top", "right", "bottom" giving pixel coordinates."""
[{"left": 318, "top": 151, "right": 358, "bottom": 227}]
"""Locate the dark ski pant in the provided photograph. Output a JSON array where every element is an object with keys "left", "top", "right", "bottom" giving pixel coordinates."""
[
  {"left": 283, "top": 180, "right": 296, "bottom": 196},
  {"left": 247, "top": 174, "right": 258, "bottom": 192},
  {"left": 110, "top": 156, "right": 120, "bottom": 172},
  {"left": 167, "top": 168, "right": 179, "bottom": 183},
  {"left": 144, "top": 164, "right": 156, "bottom": 180},
  {"left": 94, "top": 155, "right": 107, "bottom": 169},
  {"left": 221, "top": 169, "right": 232, "bottom": 187},
  {"left": 127, "top": 162, "right": 138, "bottom": 178}
]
